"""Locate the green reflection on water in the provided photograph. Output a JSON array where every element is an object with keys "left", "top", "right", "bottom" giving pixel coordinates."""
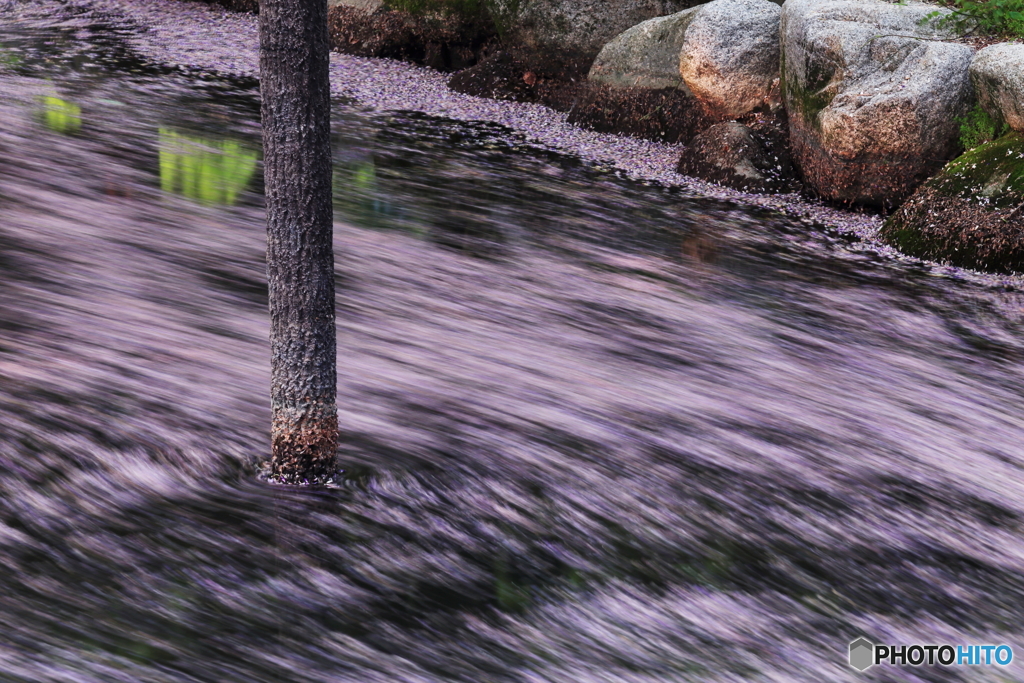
[
  {"left": 40, "top": 95, "right": 81, "bottom": 134},
  {"left": 0, "top": 46, "right": 19, "bottom": 69},
  {"left": 158, "top": 128, "right": 258, "bottom": 205},
  {"left": 334, "top": 160, "right": 411, "bottom": 232}
]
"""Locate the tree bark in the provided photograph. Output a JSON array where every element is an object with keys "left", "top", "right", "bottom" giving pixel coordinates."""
[{"left": 260, "top": 0, "right": 338, "bottom": 482}]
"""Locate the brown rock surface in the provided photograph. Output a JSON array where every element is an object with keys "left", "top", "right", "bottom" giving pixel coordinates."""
[
  {"left": 327, "top": 4, "right": 496, "bottom": 71},
  {"left": 449, "top": 49, "right": 711, "bottom": 143},
  {"left": 677, "top": 120, "right": 796, "bottom": 192}
]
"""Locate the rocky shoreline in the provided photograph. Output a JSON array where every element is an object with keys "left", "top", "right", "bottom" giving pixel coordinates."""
[
  {"left": 40, "top": 0, "right": 882, "bottom": 220},
  {"left": 20, "top": 0, "right": 1024, "bottom": 289},
  {"left": 319, "top": 0, "right": 1024, "bottom": 272}
]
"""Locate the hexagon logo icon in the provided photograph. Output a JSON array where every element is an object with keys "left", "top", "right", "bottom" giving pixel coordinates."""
[{"left": 849, "top": 638, "right": 875, "bottom": 671}]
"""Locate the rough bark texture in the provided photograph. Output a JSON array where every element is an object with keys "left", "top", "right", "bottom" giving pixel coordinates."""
[{"left": 260, "top": 0, "right": 339, "bottom": 482}]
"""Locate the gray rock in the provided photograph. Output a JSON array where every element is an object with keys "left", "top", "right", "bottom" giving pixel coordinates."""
[
  {"left": 781, "top": 0, "right": 975, "bottom": 206},
  {"left": 677, "top": 121, "right": 795, "bottom": 191},
  {"left": 514, "top": 0, "right": 702, "bottom": 68},
  {"left": 328, "top": 0, "right": 383, "bottom": 11},
  {"left": 588, "top": 7, "right": 703, "bottom": 90},
  {"left": 679, "top": 0, "right": 781, "bottom": 119},
  {"left": 971, "top": 43, "right": 1024, "bottom": 133}
]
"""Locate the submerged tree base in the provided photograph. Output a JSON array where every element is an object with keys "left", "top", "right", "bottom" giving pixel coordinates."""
[{"left": 268, "top": 405, "right": 340, "bottom": 484}]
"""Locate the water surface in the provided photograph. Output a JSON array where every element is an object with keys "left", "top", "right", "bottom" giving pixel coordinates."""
[{"left": 3, "top": 5, "right": 1024, "bottom": 682}]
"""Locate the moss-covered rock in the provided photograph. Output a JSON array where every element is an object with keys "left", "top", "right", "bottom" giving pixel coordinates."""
[
  {"left": 880, "top": 131, "right": 1024, "bottom": 272},
  {"left": 513, "top": 0, "right": 704, "bottom": 75},
  {"left": 588, "top": 7, "right": 703, "bottom": 91}
]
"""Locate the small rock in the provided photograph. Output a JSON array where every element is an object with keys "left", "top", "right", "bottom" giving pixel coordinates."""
[
  {"left": 448, "top": 51, "right": 541, "bottom": 102},
  {"left": 677, "top": 121, "right": 795, "bottom": 192}
]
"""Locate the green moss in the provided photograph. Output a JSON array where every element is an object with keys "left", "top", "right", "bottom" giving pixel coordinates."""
[
  {"left": 0, "top": 44, "right": 21, "bottom": 69},
  {"left": 879, "top": 211, "right": 942, "bottom": 260},
  {"left": 781, "top": 54, "right": 836, "bottom": 130},
  {"left": 795, "top": 86, "right": 834, "bottom": 130},
  {"left": 493, "top": 555, "right": 531, "bottom": 612},
  {"left": 922, "top": 0, "right": 1024, "bottom": 40},
  {"left": 957, "top": 101, "right": 1009, "bottom": 151},
  {"left": 929, "top": 130, "right": 1024, "bottom": 208}
]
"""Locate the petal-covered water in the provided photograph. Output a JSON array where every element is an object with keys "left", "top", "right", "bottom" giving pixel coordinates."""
[{"left": 3, "top": 3, "right": 1024, "bottom": 682}]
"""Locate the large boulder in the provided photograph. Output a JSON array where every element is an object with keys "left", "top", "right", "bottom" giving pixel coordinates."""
[
  {"left": 588, "top": 8, "right": 703, "bottom": 90},
  {"left": 678, "top": 0, "right": 781, "bottom": 119},
  {"left": 880, "top": 131, "right": 1024, "bottom": 272},
  {"left": 588, "top": 0, "right": 780, "bottom": 120},
  {"left": 780, "top": 0, "right": 975, "bottom": 207},
  {"left": 971, "top": 43, "right": 1024, "bottom": 133},
  {"left": 514, "top": 0, "right": 702, "bottom": 75}
]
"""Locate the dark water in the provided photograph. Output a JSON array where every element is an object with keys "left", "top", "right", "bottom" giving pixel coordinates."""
[{"left": 4, "top": 4, "right": 1024, "bottom": 682}]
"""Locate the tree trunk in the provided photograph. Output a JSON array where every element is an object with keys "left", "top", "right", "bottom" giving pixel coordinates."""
[{"left": 260, "top": 0, "right": 338, "bottom": 483}]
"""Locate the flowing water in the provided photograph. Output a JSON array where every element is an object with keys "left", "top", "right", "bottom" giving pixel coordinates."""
[{"left": 3, "top": 3, "right": 1024, "bottom": 682}]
